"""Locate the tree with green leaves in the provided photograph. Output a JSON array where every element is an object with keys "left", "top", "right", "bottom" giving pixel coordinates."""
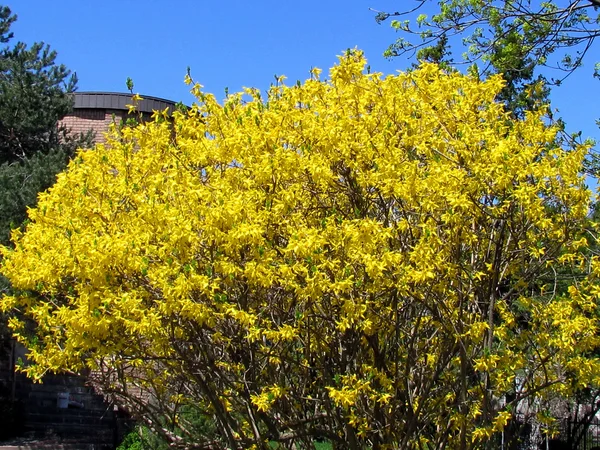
[
  {"left": 374, "top": 0, "right": 600, "bottom": 76},
  {"left": 0, "top": 6, "right": 80, "bottom": 164},
  {"left": 373, "top": 0, "right": 600, "bottom": 117}
]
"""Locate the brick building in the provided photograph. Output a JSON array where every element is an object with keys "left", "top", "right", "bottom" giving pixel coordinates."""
[{"left": 59, "top": 92, "right": 178, "bottom": 144}]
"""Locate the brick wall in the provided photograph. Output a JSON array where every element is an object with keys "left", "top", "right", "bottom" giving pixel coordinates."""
[{"left": 59, "top": 108, "right": 128, "bottom": 145}]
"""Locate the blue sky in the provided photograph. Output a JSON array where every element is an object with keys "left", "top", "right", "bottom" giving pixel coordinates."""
[{"left": 10, "top": 1, "right": 600, "bottom": 150}]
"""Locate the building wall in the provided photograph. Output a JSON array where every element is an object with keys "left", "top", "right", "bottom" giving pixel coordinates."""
[{"left": 59, "top": 108, "right": 128, "bottom": 145}]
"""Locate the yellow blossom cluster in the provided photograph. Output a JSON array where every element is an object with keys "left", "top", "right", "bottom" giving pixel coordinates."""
[{"left": 1, "top": 50, "right": 597, "bottom": 449}]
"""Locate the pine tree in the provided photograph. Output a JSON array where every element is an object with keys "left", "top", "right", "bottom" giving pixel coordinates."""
[{"left": 0, "top": 5, "right": 90, "bottom": 248}]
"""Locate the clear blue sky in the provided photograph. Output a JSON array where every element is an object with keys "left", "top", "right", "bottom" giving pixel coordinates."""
[{"left": 10, "top": 0, "right": 600, "bottom": 151}]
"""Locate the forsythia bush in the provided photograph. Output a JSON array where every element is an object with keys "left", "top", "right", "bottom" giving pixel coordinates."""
[{"left": 1, "top": 51, "right": 599, "bottom": 449}]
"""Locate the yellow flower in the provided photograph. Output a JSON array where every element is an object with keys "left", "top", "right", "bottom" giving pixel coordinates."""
[{"left": 1, "top": 50, "right": 595, "bottom": 449}]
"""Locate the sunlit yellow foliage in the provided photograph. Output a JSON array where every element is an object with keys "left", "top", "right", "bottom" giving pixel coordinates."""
[{"left": 1, "top": 50, "right": 598, "bottom": 449}]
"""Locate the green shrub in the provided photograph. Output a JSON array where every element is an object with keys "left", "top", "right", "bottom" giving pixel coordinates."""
[{"left": 117, "top": 426, "right": 168, "bottom": 450}]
